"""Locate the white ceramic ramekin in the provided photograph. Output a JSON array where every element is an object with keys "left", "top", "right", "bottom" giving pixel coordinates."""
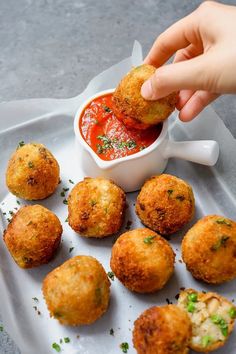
[{"left": 74, "top": 89, "right": 219, "bottom": 192}]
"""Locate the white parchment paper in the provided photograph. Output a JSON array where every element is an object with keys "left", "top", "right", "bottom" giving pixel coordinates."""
[{"left": 0, "top": 42, "right": 236, "bottom": 354}]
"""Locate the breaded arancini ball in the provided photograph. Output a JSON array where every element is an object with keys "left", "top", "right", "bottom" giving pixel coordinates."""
[
  {"left": 110, "top": 228, "right": 175, "bottom": 293},
  {"left": 136, "top": 174, "right": 195, "bottom": 235},
  {"left": 3, "top": 205, "right": 62, "bottom": 268},
  {"left": 133, "top": 305, "right": 192, "bottom": 354},
  {"left": 6, "top": 142, "right": 60, "bottom": 200},
  {"left": 68, "top": 177, "right": 126, "bottom": 238},
  {"left": 42, "top": 255, "right": 110, "bottom": 326},
  {"left": 178, "top": 288, "right": 236, "bottom": 352},
  {"left": 182, "top": 215, "right": 236, "bottom": 284},
  {"left": 112, "top": 64, "right": 177, "bottom": 130}
]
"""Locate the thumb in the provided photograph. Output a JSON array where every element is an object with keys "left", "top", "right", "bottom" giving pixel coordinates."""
[{"left": 141, "top": 54, "right": 213, "bottom": 100}]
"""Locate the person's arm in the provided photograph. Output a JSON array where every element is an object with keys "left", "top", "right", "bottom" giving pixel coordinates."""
[{"left": 141, "top": 1, "right": 236, "bottom": 121}]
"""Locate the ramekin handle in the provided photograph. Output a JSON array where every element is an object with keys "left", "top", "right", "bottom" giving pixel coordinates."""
[{"left": 163, "top": 140, "right": 219, "bottom": 166}]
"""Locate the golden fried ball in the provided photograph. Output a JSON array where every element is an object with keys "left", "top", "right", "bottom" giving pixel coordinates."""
[
  {"left": 133, "top": 305, "right": 192, "bottom": 354},
  {"left": 68, "top": 177, "right": 126, "bottom": 238},
  {"left": 136, "top": 174, "right": 195, "bottom": 235},
  {"left": 112, "top": 64, "right": 177, "bottom": 130},
  {"left": 178, "top": 288, "right": 236, "bottom": 352},
  {"left": 42, "top": 255, "right": 110, "bottom": 326},
  {"left": 6, "top": 142, "right": 60, "bottom": 200},
  {"left": 3, "top": 205, "right": 62, "bottom": 268},
  {"left": 110, "top": 228, "right": 175, "bottom": 293},
  {"left": 182, "top": 215, "right": 236, "bottom": 284}
]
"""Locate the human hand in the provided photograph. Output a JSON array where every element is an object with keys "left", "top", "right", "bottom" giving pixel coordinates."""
[{"left": 141, "top": 1, "right": 236, "bottom": 121}]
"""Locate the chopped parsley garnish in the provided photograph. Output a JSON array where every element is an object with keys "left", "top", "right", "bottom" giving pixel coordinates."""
[
  {"left": 65, "top": 217, "right": 68, "bottom": 223},
  {"left": 16, "top": 200, "right": 20, "bottom": 205},
  {"left": 187, "top": 302, "right": 196, "bottom": 313},
  {"left": 96, "top": 134, "right": 137, "bottom": 154},
  {"left": 167, "top": 189, "right": 173, "bottom": 196},
  {"left": 52, "top": 343, "right": 61, "bottom": 352},
  {"left": 28, "top": 161, "right": 34, "bottom": 168},
  {"left": 110, "top": 328, "right": 114, "bottom": 335},
  {"left": 187, "top": 293, "right": 198, "bottom": 302},
  {"left": 63, "top": 187, "right": 69, "bottom": 192},
  {"left": 32, "top": 297, "right": 39, "bottom": 302},
  {"left": 90, "top": 200, "right": 97, "bottom": 206},
  {"left": 64, "top": 337, "right": 70, "bottom": 343},
  {"left": 107, "top": 271, "right": 115, "bottom": 281},
  {"left": 211, "top": 315, "right": 228, "bottom": 336},
  {"left": 139, "top": 146, "right": 146, "bottom": 151},
  {"left": 69, "top": 179, "right": 74, "bottom": 184},
  {"left": 69, "top": 247, "right": 74, "bottom": 253},
  {"left": 216, "top": 218, "right": 231, "bottom": 226},
  {"left": 60, "top": 191, "right": 65, "bottom": 197},
  {"left": 9, "top": 210, "right": 14, "bottom": 216},
  {"left": 211, "top": 235, "right": 229, "bottom": 251},
  {"left": 0, "top": 326, "right": 3, "bottom": 332},
  {"left": 63, "top": 199, "right": 68, "bottom": 205},
  {"left": 120, "top": 342, "right": 129, "bottom": 353},
  {"left": 143, "top": 235, "right": 156, "bottom": 244},
  {"left": 17, "top": 141, "right": 25, "bottom": 149},
  {"left": 201, "top": 335, "right": 212, "bottom": 347},
  {"left": 103, "top": 105, "right": 112, "bottom": 113},
  {"left": 229, "top": 307, "right": 236, "bottom": 319}
]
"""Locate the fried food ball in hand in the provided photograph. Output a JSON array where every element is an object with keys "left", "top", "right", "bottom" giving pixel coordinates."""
[
  {"left": 178, "top": 288, "right": 236, "bottom": 352},
  {"left": 133, "top": 304, "right": 192, "bottom": 354},
  {"left": 182, "top": 215, "right": 236, "bottom": 284},
  {"left": 6, "top": 142, "right": 60, "bottom": 200},
  {"left": 42, "top": 255, "right": 110, "bottom": 326},
  {"left": 3, "top": 205, "right": 62, "bottom": 268},
  {"left": 136, "top": 174, "right": 195, "bottom": 235},
  {"left": 68, "top": 177, "right": 126, "bottom": 238},
  {"left": 110, "top": 228, "right": 175, "bottom": 293},
  {"left": 112, "top": 64, "right": 177, "bottom": 130}
]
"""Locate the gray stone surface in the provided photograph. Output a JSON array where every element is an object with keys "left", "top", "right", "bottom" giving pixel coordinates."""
[{"left": 0, "top": 1, "right": 236, "bottom": 353}]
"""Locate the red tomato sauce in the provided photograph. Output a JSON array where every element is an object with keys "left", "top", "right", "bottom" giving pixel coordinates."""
[{"left": 79, "top": 93, "right": 162, "bottom": 161}]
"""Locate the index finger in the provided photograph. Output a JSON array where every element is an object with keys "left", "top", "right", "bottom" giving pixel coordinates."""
[{"left": 144, "top": 10, "right": 200, "bottom": 67}]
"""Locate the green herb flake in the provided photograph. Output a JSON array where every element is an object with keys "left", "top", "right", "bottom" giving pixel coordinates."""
[
  {"left": 17, "top": 141, "right": 25, "bottom": 149},
  {"left": 167, "top": 189, "right": 173, "bottom": 196},
  {"left": 32, "top": 297, "right": 39, "bottom": 302},
  {"left": 120, "top": 342, "right": 129, "bottom": 353},
  {"left": 229, "top": 307, "right": 236, "bottom": 319},
  {"left": 65, "top": 217, "right": 68, "bottom": 223},
  {"left": 187, "top": 293, "right": 198, "bottom": 302},
  {"left": 176, "top": 195, "right": 185, "bottom": 201},
  {"left": 63, "top": 199, "right": 68, "bottom": 205},
  {"left": 69, "top": 247, "right": 74, "bottom": 253},
  {"left": 110, "top": 328, "right": 114, "bottom": 335},
  {"left": 52, "top": 343, "right": 61, "bottom": 352},
  {"left": 139, "top": 146, "right": 146, "bottom": 151},
  {"left": 60, "top": 191, "right": 65, "bottom": 197},
  {"left": 28, "top": 161, "right": 34, "bottom": 168},
  {"left": 16, "top": 200, "right": 21, "bottom": 205},
  {"left": 69, "top": 179, "right": 74, "bottom": 184},
  {"left": 187, "top": 302, "right": 196, "bottom": 313},
  {"left": 143, "top": 235, "right": 156, "bottom": 245},
  {"left": 64, "top": 337, "right": 70, "bottom": 343},
  {"left": 103, "top": 105, "right": 112, "bottom": 113},
  {"left": 201, "top": 335, "right": 212, "bottom": 348},
  {"left": 107, "top": 271, "right": 115, "bottom": 281},
  {"left": 90, "top": 200, "right": 97, "bottom": 207},
  {"left": 2, "top": 212, "right": 6, "bottom": 215},
  {"left": 211, "top": 235, "right": 230, "bottom": 251},
  {"left": 216, "top": 218, "right": 231, "bottom": 226},
  {"left": 0, "top": 326, "right": 3, "bottom": 332},
  {"left": 63, "top": 188, "right": 69, "bottom": 192}
]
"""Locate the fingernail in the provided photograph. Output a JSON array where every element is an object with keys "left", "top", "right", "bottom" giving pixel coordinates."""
[{"left": 141, "top": 80, "right": 153, "bottom": 99}]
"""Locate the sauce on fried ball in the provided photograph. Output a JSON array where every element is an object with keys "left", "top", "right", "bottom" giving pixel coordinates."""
[
  {"left": 68, "top": 177, "right": 126, "bottom": 238},
  {"left": 133, "top": 305, "right": 192, "bottom": 354},
  {"left": 6, "top": 142, "right": 60, "bottom": 200},
  {"left": 42, "top": 255, "right": 110, "bottom": 326},
  {"left": 136, "top": 174, "right": 195, "bottom": 235},
  {"left": 113, "top": 64, "right": 177, "bottom": 130},
  {"left": 182, "top": 215, "right": 236, "bottom": 284},
  {"left": 110, "top": 228, "right": 175, "bottom": 293},
  {"left": 3, "top": 205, "right": 62, "bottom": 268},
  {"left": 178, "top": 288, "right": 236, "bottom": 352}
]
